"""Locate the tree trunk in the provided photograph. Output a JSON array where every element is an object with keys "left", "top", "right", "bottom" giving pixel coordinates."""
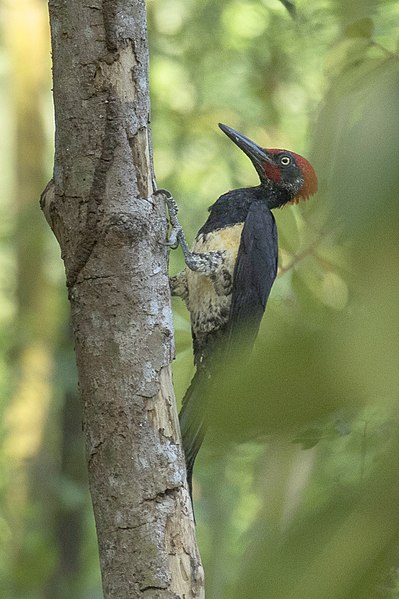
[{"left": 43, "top": 1, "right": 204, "bottom": 597}]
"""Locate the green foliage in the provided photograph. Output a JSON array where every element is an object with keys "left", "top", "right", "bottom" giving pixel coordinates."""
[{"left": 150, "top": 0, "right": 399, "bottom": 596}]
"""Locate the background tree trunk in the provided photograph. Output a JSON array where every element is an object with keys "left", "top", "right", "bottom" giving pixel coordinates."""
[{"left": 44, "top": 1, "right": 204, "bottom": 597}]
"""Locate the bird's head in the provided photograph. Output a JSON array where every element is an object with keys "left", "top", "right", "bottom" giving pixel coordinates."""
[{"left": 219, "top": 123, "right": 317, "bottom": 208}]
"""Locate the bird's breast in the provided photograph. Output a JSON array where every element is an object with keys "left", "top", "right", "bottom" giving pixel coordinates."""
[
  {"left": 192, "top": 223, "right": 245, "bottom": 256},
  {"left": 186, "top": 223, "right": 244, "bottom": 345}
]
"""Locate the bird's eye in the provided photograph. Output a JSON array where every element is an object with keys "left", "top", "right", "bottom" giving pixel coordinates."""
[{"left": 280, "top": 155, "right": 291, "bottom": 166}]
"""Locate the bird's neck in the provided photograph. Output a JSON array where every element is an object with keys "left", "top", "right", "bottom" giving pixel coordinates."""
[
  {"left": 198, "top": 185, "right": 286, "bottom": 237},
  {"left": 257, "top": 183, "right": 290, "bottom": 209}
]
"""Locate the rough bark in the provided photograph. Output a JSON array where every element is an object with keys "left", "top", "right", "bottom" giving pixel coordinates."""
[{"left": 44, "top": 1, "right": 204, "bottom": 597}]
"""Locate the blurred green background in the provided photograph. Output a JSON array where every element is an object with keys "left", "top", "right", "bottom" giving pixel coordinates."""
[{"left": 1, "top": 0, "right": 399, "bottom": 597}]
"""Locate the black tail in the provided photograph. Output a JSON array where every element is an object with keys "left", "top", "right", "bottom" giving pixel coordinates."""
[{"left": 179, "top": 368, "right": 210, "bottom": 500}]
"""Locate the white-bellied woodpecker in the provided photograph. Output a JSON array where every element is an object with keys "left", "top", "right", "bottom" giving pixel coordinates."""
[{"left": 160, "top": 123, "right": 318, "bottom": 502}]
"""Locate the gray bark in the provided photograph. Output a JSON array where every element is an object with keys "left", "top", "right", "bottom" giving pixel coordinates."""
[{"left": 43, "top": 1, "right": 204, "bottom": 597}]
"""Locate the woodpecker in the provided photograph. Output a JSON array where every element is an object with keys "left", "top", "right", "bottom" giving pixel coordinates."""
[{"left": 162, "top": 123, "right": 318, "bottom": 500}]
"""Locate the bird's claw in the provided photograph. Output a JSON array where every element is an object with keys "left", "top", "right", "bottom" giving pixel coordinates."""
[
  {"left": 159, "top": 234, "right": 180, "bottom": 249},
  {"left": 155, "top": 188, "right": 176, "bottom": 210},
  {"left": 155, "top": 188, "right": 182, "bottom": 249},
  {"left": 155, "top": 188, "right": 197, "bottom": 270},
  {"left": 163, "top": 226, "right": 182, "bottom": 249}
]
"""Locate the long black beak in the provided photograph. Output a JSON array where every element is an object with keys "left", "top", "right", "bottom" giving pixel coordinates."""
[{"left": 218, "top": 123, "right": 273, "bottom": 169}]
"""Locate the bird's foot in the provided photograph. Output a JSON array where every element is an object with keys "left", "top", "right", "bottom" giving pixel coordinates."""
[
  {"left": 156, "top": 188, "right": 224, "bottom": 275},
  {"left": 155, "top": 188, "right": 185, "bottom": 250}
]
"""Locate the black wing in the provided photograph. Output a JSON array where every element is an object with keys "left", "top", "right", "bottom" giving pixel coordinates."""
[{"left": 227, "top": 200, "right": 278, "bottom": 350}]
